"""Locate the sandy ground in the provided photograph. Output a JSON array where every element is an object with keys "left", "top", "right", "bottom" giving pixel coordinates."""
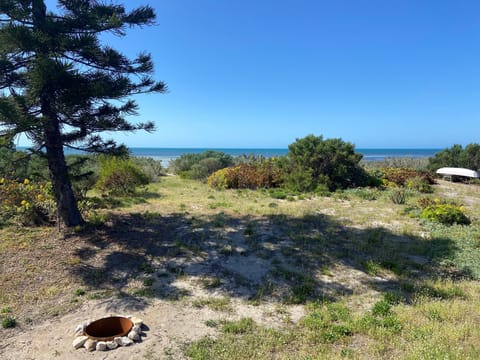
[
  {"left": 2, "top": 298, "right": 191, "bottom": 360},
  {"left": 1, "top": 295, "right": 308, "bottom": 360},
  {"left": 2, "top": 179, "right": 474, "bottom": 359}
]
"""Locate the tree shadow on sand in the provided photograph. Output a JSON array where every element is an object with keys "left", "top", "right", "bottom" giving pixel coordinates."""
[{"left": 67, "top": 210, "right": 465, "bottom": 312}]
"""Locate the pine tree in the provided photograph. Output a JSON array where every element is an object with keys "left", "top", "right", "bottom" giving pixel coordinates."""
[{"left": 0, "top": 0, "right": 166, "bottom": 226}]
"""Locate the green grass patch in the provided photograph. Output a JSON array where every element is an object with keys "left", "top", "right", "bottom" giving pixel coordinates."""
[
  {"left": 221, "top": 317, "right": 255, "bottom": 334},
  {"left": 1, "top": 316, "right": 16, "bottom": 329},
  {"left": 191, "top": 297, "right": 232, "bottom": 312}
]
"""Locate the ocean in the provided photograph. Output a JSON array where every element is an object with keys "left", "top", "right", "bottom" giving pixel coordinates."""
[{"left": 128, "top": 147, "right": 440, "bottom": 166}]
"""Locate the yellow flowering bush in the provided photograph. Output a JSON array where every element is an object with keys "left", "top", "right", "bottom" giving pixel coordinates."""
[
  {"left": 207, "top": 168, "right": 229, "bottom": 189},
  {"left": 0, "top": 178, "right": 56, "bottom": 226},
  {"left": 419, "top": 198, "right": 470, "bottom": 226}
]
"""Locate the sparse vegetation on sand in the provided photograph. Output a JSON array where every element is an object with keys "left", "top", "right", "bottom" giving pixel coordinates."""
[{"left": 1, "top": 172, "right": 480, "bottom": 359}]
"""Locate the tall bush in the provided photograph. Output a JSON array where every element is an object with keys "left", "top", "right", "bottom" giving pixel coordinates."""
[
  {"left": 283, "top": 135, "right": 370, "bottom": 192},
  {"left": 428, "top": 143, "right": 480, "bottom": 171}
]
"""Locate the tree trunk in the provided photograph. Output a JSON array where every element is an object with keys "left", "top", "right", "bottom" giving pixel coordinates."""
[
  {"left": 44, "top": 119, "right": 84, "bottom": 227},
  {"left": 41, "top": 89, "right": 84, "bottom": 227},
  {"left": 32, "top": 0, "right": 84, "bottom": 227}
]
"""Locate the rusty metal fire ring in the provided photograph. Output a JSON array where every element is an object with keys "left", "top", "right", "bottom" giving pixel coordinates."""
[{"left": 84, "top": 316, "right": 133, "bottom": 341}]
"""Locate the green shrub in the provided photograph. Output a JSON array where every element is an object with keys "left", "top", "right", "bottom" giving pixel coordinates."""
[
  {"left": 74, "top": 288, "right": 86, "bottom": 296},
  {"left": 322, "top": 324, "right": 353, "bottom": 342},
  {"left": 281, "top": 165, "right": 314, "bottom": 193},
  {"left": 383, "top": 292, "right": 403, "bottom": 305},
  {"left": 170, "top": 151, "right": 234, "bottom": 180},
  {"left": 269, "top": 189, "right": 287, "bottom": 199},
  {"left": 428, "top": 143, "right": 480, "bottom": 172},
  {"left": 94, "top": 156, "right": 149, "bottom": 196},
  {"left": 1, "top": 316, "right": 16, "bottom": 329},
  {"left": 302, "top": 302, "right": 353, "bottom": 342},
  {"left": 314, "top": 183, "right": 332, "bottom": 196},
  {"left": 1, "top": 307, "right": 11, "bottom": 314},
  {"left": 282, "top": 134, "right": 371, "bottom": 192},
  {"left": 420, "top": 203, "right": 470, "bottom": 226},
  {"left": 221, "top": 318, "right": 255, "bottom": 334},
  {"left": 188, "top": 158, "right": 225, "bottom": 180},
  {"left": 348, "top": 187, "right": 379, "bottom": 200},
  {"left": 372, "top": 300, "right": 392, "bottom": 317},
  {"left": 130, "top": 157, "right": 164, "bottom": 182},
  {"left": 0, "top": 178, "right": 56, "bottom": 226},
  {"left": 389, "top": 188, "right": 408, "bottom": 204},
  {"left": 405, "top": 176, "right": 434, "bottom": 193}
]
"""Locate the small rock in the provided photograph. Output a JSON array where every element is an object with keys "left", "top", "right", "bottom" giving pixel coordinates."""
[
  {"left": 106, "top": 341, "right": 118, "bottom": 350},
  {"left": 130, "top": 317, "right": 143, "bottom": 326},
  {"left": 84, "top": 339, "right": 97, "bottom": 352},
  {"left": 74, "top": 321, "right": 88, "bottom": 335},
  {"left": 132, "top": 325, "right": 142, "bottom": 334},
  {"left": 115, "top": 336, "right": 133, "bottom": 346},
  {"left": 96, "top": 341, "right": 107, "bottom": 351},
  {"left": 72, "top": 336, "right": 88, "bottom": 349},
  {"left": 128, "top": 330, "right": 140, "bottom": 341}
]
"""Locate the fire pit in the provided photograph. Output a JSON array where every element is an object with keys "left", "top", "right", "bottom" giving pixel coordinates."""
[
  {"left": 73, "top": 315, "right": 143, "bottom": 352},
  {"left": 84, "top": 316, "right": 133, "bottom": 341}
]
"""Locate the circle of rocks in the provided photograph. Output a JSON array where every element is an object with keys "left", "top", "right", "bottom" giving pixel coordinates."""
[{"left": 72, "top": 315, "right": 143, "bottom": 352}]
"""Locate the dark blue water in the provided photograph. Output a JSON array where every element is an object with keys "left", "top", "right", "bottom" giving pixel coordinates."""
[{"left": 358, "top": 148, "right": 439, "bottom": 162}]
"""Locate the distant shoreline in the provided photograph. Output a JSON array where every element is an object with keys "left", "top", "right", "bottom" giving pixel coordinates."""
[
  {"left": 16, "top": 146, "right": 441, "bottom": 166},
  {"left": 128, "top": 147, "right": 440, "bottom": 165}
]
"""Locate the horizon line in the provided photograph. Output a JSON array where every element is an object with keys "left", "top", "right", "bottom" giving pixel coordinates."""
[{"left": 15, "top": 145, "right": 444, "bottom": 150}]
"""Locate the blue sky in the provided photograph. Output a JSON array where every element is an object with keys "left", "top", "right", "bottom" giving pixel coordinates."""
[{"left": 32, "top": 0, "right": 480, "bottom": 148}]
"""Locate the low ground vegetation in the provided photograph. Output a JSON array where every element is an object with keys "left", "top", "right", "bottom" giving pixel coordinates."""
[{"left": 1, "top": 168, "right": 480, "bottom": 358}]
